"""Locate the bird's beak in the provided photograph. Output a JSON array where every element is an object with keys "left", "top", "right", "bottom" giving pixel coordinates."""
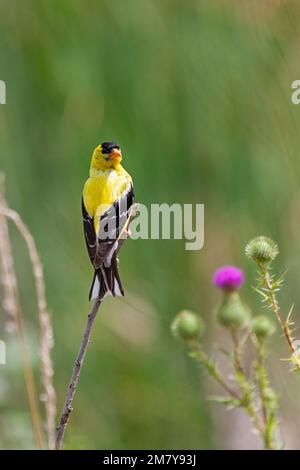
[{"left": 109, "top": 148, "right": 122, "bottom": 159}]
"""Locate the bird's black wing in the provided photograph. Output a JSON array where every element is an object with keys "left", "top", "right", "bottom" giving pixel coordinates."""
[
  {"left": 82, "top": 183, "right": 134, "bottom": 270},
  {"left": 82, "top": 197, "right": 97, "bottom": 264}
]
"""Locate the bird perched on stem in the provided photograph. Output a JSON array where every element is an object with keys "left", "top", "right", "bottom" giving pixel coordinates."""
[{"left": 82, "top": 142, "right": 134, "bottom": 300}]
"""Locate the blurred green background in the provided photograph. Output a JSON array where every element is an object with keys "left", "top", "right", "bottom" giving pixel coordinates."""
[{"left": 1, "top": 0, "right": 300, "bottom": 449}]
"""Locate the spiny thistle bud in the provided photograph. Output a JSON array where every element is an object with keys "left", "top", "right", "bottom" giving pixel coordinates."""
[
  {"left": 213, "top": 266, "right": 244, "bottom": 292},
  {"left": 251, "top": 315, "right": 276, "bottom": 341},
  {"left": 245, "top": 236, "right": 279, "bottom": 265},
  {"left": 216, "top": 292, "right": 250, "bottom": 329},
  {"left": 171, "top": 310, "right": 205, "bottom": 342}
]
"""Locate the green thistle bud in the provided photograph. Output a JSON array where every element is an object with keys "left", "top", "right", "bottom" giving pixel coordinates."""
[
  {"left": 171, "top": 310, "right": 205, "bottom": 342},
  {"left": 251, "top": 315, "right": 276, "bottom": 341},
  {"left": 245, "top": 236, "right": 279, "bottom": 265},
  {"left": 216, "top": 292, "right": 250, "bottom": 329}
]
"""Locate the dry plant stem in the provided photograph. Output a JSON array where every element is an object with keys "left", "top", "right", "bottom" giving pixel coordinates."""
[
  {"left": 259, "top": 265, "right": 296, "bottom": 355},
  {"left": 3, "top": 207, "right": 56, "bottom": 450},
  {"left": 0, "top": 178, "right": 43, "bottom": 449},
  {"left": 55, "top": 298, "right": 101, "bottom": 450}
]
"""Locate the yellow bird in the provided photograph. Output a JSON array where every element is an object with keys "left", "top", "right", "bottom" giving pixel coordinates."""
[{"left": 82, "top": 142, "right": 134, "bottom": 300}]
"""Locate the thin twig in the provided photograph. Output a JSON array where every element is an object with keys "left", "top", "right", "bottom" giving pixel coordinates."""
[
  {"left": 55, "top": 203, "right": 139, "bottom": 449},
  {"left": 3, "top": 206, "right": 56, "bottom": 450},
  {"left": 55, "top": 298, "right": 101, "bottom": 450},
  {"left": 0, "top": 176, "right": 43, "bottom": 448}
]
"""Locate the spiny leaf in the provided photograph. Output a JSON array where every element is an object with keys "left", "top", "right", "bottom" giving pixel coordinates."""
[
  {"left": 208, "top": 395, "right": 241, "bottom": 408},
  {"left": 285, "top": 304, "right": 294, "bottom": 328},
  {"left": 217, "top": 348, "right": 232, "bottom": 359},
  {"left": 253, "top": 287, "right": 269, "bottom": 302},
  {"left": 273, "top": 269, "right": 288, "bottom": 287}
]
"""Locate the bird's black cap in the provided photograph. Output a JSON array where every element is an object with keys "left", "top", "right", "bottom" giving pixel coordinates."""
[{"left": 101, "top": 141, "right": 120, "bottom": 154}]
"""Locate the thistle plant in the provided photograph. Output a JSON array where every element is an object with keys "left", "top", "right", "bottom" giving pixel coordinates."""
[
  {"left": 171, "top": 265, "right": 281, "bottom": 450},
  {"left": 251, "top": 316, "right": 279, "bottom": 449},
  {"left": 245, "top": 236, "right": 300, "bottom": 372}
]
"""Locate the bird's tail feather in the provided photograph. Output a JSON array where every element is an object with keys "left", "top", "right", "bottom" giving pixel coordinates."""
[{"left": 89, "top": 254, "right": 124, "bottom": 301}]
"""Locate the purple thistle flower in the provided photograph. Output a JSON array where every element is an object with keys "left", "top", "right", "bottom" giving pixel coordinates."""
[{"left": 213, "top": 265, "right": 245, "bottom": 291}]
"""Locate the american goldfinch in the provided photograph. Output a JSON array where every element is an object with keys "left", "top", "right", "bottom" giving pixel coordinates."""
[{"left": 82, "top": 142, "right": 134, "bottom": 300}]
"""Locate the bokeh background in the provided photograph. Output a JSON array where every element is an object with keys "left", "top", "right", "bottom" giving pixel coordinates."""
[{"left": 1, "top": 0, "right": 300, "bottom": 449}]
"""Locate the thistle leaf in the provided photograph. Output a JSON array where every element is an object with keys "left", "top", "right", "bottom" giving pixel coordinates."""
[{"left": 208, "top": 395, "right": 241, "bottom": 408}]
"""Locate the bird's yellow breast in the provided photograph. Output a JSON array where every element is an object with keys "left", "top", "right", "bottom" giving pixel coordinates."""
[{"left": 83, "top": 165, "right": 132, "bottom": 232}]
